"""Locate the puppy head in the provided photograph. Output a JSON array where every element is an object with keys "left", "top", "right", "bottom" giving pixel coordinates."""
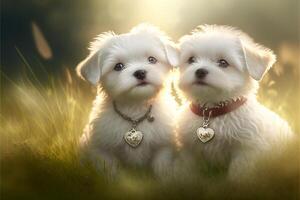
[
  {"left": 178, "top": 25, "right": 276, "bottom": 103},
  {"left": 76, "top": 23, "right": 178, "bottom": 102}
]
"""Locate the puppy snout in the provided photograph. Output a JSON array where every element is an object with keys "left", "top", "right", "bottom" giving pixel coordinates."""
[
  {"left": 133, "top": 70, "right": 147, "bottom": 80},
  {"left": 195, "top": 68, "right": 208, "bottom": 79}
]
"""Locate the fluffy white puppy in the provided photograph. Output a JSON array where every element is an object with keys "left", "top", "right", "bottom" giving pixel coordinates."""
[
  {"left": 176, "top": 25, "right": 293, "bottom": 180},
  {"left": 76, "top": 24, "right": 178, "bottom": 178}
]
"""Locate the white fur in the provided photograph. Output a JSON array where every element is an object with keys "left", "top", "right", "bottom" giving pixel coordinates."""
[
  {"left": 77, "top": 24, "right": 178, "bottom": 178},
  {"left": 176, "top": 25, "right": 293, "bottom": 180}
]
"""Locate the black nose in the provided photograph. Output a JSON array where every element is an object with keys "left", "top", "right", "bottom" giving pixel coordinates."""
[
  {"left": 133, "top": 70, "right": 147, "bottom": 80},
  {"left": 195, "top": 68, "right": 208, "bottom": 79}
]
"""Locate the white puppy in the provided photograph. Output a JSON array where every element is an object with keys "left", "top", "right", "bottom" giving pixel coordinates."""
[
  {"left": 76, "top": 24, "right": 178, "bottom": 178},
  {"left": 176, "top": 25, "right": 293, "bottom": 180}
]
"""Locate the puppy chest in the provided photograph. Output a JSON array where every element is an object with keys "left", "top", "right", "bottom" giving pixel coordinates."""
[
  {"left": 92, "top": 118, "right": 171, "bottom": 149},
  {"left": 181, "top": 118, "right": 237, "bottom": 164},
  {"left": 118, "top": 145, "right": 153, "bottom": 166},
  {"left": 198, "top": 141, "right": 233, "bottom": 166},
  {"left": 115, "top": 130, "right": 169, "bottom": 166}
]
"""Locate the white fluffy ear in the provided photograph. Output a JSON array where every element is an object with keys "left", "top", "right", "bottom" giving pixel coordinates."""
[
  {"left": 76, "top": 51, "right": 100, "bottom": 85},
  {"left": 76, "top": 32, "right": 115, "bottom": 85},
  {"left": 164, "top": 43, "right": 179, "bottom": 67},
  {"left": 241, "top": 41, "right": 276, "bottom": 81}
]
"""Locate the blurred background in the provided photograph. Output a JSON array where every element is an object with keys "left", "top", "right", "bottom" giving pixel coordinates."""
[{"left": 1, "top": 0, "right": 299, "bottom": 199}]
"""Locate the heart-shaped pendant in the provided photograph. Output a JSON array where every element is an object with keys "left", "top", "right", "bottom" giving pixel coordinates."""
[
  {"left": 197, "top": 127, "right": 215, "bottom": 143},
  {"left": 124, "top": 128, "right": 143, "bottom": 148}
]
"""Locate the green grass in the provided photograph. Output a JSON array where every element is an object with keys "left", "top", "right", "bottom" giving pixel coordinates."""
[{"left": 1, "top": 48, "right": 299, "bottom": 199}]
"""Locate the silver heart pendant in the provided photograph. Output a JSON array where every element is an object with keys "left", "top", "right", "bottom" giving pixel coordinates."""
[
  {"left": 197, "top": 127, "right": 215, "bottom": 143},
  {"left": 124, "top": 128, "right": 143, "bottom": 148}
]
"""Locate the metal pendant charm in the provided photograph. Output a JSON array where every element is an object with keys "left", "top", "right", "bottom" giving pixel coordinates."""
[
  {"left": 197, "top": 107, "right": 214, "bottom": 143},
  {"left": 197, "top": 127, "right": 215, "bottom": 143},
  {"left": 124, "top": 128, "right": 143, "bottom": 148}
]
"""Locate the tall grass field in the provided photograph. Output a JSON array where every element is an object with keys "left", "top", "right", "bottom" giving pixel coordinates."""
[{"left": 1, "top": 45, "right": 299, "bottom": 200}]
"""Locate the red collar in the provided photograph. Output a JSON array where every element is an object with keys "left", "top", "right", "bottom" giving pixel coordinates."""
[{"left": 190, "top": 97, "right": 247, "bottom": 118}]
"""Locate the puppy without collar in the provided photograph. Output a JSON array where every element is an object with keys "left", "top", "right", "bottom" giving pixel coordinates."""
[
  {"left": 176, "top": 25, "right": 293, "bottom": 180},
  {"left": 77, "top": 24, "right": 179, "bottom": 178}
]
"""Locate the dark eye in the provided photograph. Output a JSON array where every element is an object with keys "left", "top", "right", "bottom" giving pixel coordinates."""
[
  {"left": 188, "top": 56, "right": 196, "bottom": 64},
  {"left": 114, "top": 63, "right": 124, "bottom": 71},
  {"left": 148, "top": 56, "right": 157, "bottom": 64},
  {"left": 217, "top": 59, "right": 229, "bottom": 68}
]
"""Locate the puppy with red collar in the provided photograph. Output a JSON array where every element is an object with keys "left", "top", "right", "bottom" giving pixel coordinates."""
[{"left": 176, "top": 25, "right": 293, "bottom": 180}]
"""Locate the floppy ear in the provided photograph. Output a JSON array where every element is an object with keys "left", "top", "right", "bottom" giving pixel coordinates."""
[
  {"left": 76, "top": 51, "right": 101, "bottom": 85},
  {"left": 240, "top": 41, "right": 276, "bottom": 81},
  {"left": 76, "top": 32, "right": 115, "bottom": 85},
  {"left": 163, "top": 43, "right": 179, "bottom": 67}
]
